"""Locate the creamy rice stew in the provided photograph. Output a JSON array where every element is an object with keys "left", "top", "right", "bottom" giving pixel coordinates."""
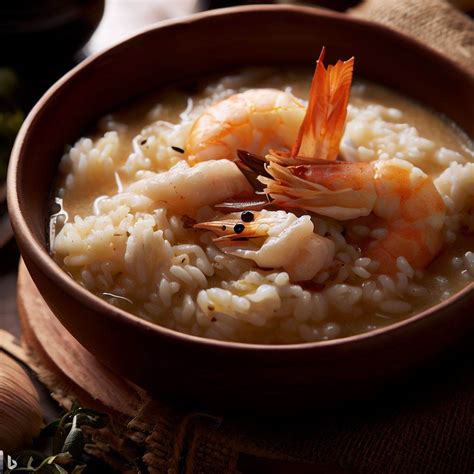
[{"left": 49, "top": 67, "right": 474, "bottom": 344}]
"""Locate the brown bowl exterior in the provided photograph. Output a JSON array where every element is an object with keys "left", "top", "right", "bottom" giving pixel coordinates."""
[{"left": 7, "top": 5, "right": 474, "bottom": 408}]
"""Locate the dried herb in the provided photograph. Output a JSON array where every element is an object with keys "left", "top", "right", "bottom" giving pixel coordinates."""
[{"left": 6, "top": 404, "right": 109, "bottom": 474}]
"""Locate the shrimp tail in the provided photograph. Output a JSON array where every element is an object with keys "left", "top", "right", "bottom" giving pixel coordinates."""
[{"left": 291, "top": 47, "right": 354, "bottom": 161}]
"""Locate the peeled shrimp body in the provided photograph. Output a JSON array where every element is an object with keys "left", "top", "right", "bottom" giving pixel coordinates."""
[
  {"left": 186, "top": 89, "right": 306, "bottom": 163},
  {"left": 195, "top": 210, "right": 335, "bottom": 281},
  {"left": 127, "top": 159, "right": 252, "bottom": 215}
]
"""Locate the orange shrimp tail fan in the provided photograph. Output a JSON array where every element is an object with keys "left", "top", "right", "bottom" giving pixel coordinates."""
[{"left": 291, "top": 47, "right": 354, "bottom": 161}]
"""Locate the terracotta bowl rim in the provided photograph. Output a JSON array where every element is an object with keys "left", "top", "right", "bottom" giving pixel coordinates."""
[{"left": 7, "top": 4, "right": 474, "bottom": 353}]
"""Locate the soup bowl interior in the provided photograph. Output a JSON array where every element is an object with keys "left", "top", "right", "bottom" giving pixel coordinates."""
[{"left": 8, "top": 5, "right": 474, "bottom": 409}]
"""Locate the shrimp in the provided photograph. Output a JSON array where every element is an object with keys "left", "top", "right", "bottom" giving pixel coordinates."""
[
  {"left": 186, "top": 89, "right": 306, "bottom": 164},
  {"left": 228, "top": 50, "right": 446, "bottom": 275},
  {"left": 260, "top": 158, "right": 446, "bottom": 274},
  {"left": 195, "top": 210, "right": 335, "bottom": 282},
  {"left": 127, "top": 159, "right": 252, "bottom": 215}
]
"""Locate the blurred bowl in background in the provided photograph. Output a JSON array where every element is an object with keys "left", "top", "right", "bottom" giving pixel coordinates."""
[{"left": 0, "top": 0, "right": 105, "bottom": 63}]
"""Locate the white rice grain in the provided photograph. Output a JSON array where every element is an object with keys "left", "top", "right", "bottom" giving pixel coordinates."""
[
  {"left": 464, "top": 251, "right": 474, "bottom": 275},
  {"left": 352, "top": 266, "right": 371, "bottom": 279},
  {"left": 370, "top": 228, "right": 388, "bottom": 240},
  {"left": 396, "top": 256, "right": 414, "bottom": 278}
]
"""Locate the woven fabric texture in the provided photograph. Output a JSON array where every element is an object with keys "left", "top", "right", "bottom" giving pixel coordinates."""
[{"left": 350, "top": 0, "right": 473, "bottom": 74}]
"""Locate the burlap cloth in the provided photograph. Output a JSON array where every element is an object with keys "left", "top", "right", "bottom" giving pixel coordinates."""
[
  {"left": 351, "top": 0, "right": 473, "bottom": 75},
  {"left": 81, "top": 344, "right": 474, "bottom": 474},
  {"left": 37, "top": 2, "right": 474, "bottom": 473}
]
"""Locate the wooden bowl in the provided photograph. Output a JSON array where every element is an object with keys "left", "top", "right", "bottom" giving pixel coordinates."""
[{"left": 7, "top": 5, "right": 474, "bottom": 409}]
